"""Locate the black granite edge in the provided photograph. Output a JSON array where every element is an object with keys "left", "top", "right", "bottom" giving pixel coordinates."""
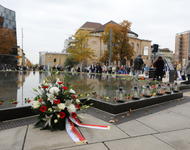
[
  {"left": 0, "top": 106, "right": 38, "bottom": 121},
  {"left": 89, "top": 92, "right": 183, "bottom": 114},
  {"left": 180, "top": 84, "right": 190, "bottom": 90},
  {"left": 0, "top": 92, "right": 183, "bottom": 121}
]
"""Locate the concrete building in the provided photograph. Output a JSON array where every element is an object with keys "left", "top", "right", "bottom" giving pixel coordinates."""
[
  {"left": 175, "top": 31, "right": 190, "bottom": 66},
  {"left": 39, "top": 52, "right": 68, "bottom": 68},
  {"left": 74, "top": 21, "right": 152, "bottom": 65}
]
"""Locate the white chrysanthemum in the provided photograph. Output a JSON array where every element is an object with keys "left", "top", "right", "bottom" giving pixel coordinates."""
[
  {"left": 67, "top": 104, "right": 76, "bottom": 113},
  {"left": 69, "top": 89, "right": 76, "bottom": 94},
  {"left": 57, "top": 103, "right": 65, "bottom": 110},
  {"left": 54, "top": 119, "right": 58, "bottom": 123},
  {"left": 32, "top": 101, "right": 41, "bottom": 109},
  {"left": 49, "top": 87, "right": 60, "bottom": 95},
  {"left": 76, "top": 99, "right": 80, "bottom": 104}
]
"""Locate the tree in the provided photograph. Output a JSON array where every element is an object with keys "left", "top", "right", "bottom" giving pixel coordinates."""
[
  {"left": 101, "top": 20, "right": 134, "bottom": 66},
  {"left": 67, "top": 30, "right": 95, "bottom": 70},
  {"left": 64, "top": 56, "right": 79, "bottom": 68}
]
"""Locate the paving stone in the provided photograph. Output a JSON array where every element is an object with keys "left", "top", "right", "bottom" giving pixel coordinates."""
[
  {"left": 168, "top": 104, "right": 190, "bottom": 118},
  {"left": 0, "top": 126, "right": 27, "bottom": 150},
  {"left": 137, "top": 111, "right": 190, "bottom": 132},
  {"left": 78, "top": 114, "right": 128, "bottom": 143},
  {"left": 183, "top": 92, "right": 190, "bottom": 96},
  {"left": 61, "top": 143, "right": 108, "bottom": 150},
  {"left": 117, "top": 120, "right": 158, "bottom": 136},
  {"left": 24, "top": 125, "right": 77, "bottom": 150},
  {"left": 105, "top": 135, "right": 175, "bottom": 150},
  {"left": 155, "top": 129, "right": 190, "bottom": 150}
]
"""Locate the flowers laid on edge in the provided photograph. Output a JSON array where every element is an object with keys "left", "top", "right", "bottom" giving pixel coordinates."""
[{"left": 31, "top": 79, "right": 89, "bottom": 130}]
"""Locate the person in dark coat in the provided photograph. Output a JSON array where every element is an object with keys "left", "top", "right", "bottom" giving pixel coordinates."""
[
  {"left": 133, "top": 55, "right": 144, "bottom": 76},
  {"left": 153, "top": 56, "right": 165, "bottom": 81}
]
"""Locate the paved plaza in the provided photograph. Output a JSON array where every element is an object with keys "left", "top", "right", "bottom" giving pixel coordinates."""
[{"left": 1, "top": 91, "right": 190, "bottom": 150}]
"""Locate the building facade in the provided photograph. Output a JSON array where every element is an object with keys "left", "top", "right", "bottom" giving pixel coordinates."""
[
  {"left": 0, "top": 5, "right": 16, "bottom": 30},
  {"left": 175, "top": 31, "right": 190, "bottom": 66},
  {"left": 158, "top": 48, "right": 174, "bottom": 61},
  {"left": 0, "top": 5, "right": 17, "bottom": 66},
  {"left": 75, "top": 21, "right": 152, "bottom": 66},
  {"left": 39, "top": 52, "right": 68, "bottom": 68}
]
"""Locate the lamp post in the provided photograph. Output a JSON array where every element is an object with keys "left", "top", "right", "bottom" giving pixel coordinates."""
[{"left": 108, "top": 29, "right": 112, "bottom": 66}]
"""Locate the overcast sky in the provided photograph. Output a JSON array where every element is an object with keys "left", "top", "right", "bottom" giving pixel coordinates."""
[{"left": 1, "top": 0, "right": 190, "bottom": 64}]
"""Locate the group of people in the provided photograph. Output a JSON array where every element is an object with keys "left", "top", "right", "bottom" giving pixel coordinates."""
[
  {"left": 68, "top": 55, "right": 166, "bottom": 82},
  {"left": 133, "top": 55, "right": 165, "bottom": 81}
]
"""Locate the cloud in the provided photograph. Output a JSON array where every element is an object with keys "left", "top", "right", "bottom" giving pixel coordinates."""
[{"left": 1, "top": 0, "right": 190, "bottom": 63}]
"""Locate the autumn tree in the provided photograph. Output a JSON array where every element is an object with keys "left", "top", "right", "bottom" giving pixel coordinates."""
[
  {"left": 0, "top": 28, "right": 17, "bottom": 55},
  {"left": 101, "top": 20, "right": 134, "bottom": 66},
  {"left": 67, "top": 30, "right": 95, "bottom": 70}
]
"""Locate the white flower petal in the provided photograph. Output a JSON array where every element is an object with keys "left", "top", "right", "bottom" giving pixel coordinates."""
[
  {"left": 67, "top": 104, "right": 76, "bottom": 113},
  {"left": 49, "top": 87, "right": 60, "bottom": 95},
  {"left": 69, "top": 89, "right": 76, "bottom": 94},
  {"left": 57, "top": 103, "right": 65, "bottom": 110}
]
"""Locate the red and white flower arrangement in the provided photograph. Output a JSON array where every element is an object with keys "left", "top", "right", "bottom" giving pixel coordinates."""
[{"left": 32, "top": 79, "right": 110, "bottom": 143}]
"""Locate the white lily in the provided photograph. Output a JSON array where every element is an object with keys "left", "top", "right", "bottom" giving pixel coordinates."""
[{"left": 69, "top": 89, "right": 76, "bottom": 94}]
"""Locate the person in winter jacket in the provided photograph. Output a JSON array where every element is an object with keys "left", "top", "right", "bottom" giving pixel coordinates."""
[
  {"left": 133, "top": 55, "right": 144, "bottom": 76},
  {"left": 153, "top": 56, "right": 165, "bottom": 81}
]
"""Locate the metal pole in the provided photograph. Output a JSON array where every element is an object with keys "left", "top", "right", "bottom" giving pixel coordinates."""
[
  {"left": 21, "top": 28, "right": 24, "bottom": 66},
  {"left": 21, "top": 28, "right": 23, "bottom": 50},
  {"left": 109, "top": 29, "right": 112, "bottom": 66}
]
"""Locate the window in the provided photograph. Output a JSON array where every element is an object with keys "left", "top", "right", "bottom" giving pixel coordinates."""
[
  {"left": 54, "top": 58, "right": 56, "bottom": 62},
  {"left": 144, "top": 46, "right": 149, "bottom": 56}
]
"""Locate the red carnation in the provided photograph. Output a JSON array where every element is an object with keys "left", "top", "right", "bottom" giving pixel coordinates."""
[
  {"left": 62, "top": 86, "right": 68, "bottom": 90},
  {"left": 71, "top": 94, "right": 77, "bottom": 99},
  {"left": 53, "top": 99, "right": 61, "bottom": 104},
  {"left": 59, "top": 112, "right": 66, "bottom": 119},
  {"left": 71, "top": 112, "right": 77, "bottom": 118},
  {"left": 27, "top": 99, "right": 31, "bottom": 103},
  {"left": 75, "top": 104, "right": 80, "bottom": 109},
  {"left": 42, "top": 86, "right": 48, "bottom": 89},
  {"left": 57, "top": 82, "right": 63, "bottom": 85},
  {"left": 39, "top": 105, "right": 47, "bottom": 112}
]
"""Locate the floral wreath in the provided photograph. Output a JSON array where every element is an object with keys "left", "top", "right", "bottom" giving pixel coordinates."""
[{"left": 31, "top": 79, "right": 110, "bottom": 143}]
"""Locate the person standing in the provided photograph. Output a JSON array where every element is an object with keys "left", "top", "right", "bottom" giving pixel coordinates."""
[
  {"left": 133, "top": 55, "right": 144, "bottom": 77},
  {"left": 153, "top": 56, "right": 165, "bottom": 81},
  {"left": 186, "top": 61, "right": 190, "bottom": 83},
  {"left": 176, "top": 63, "right": 182, "bottom": 80}
]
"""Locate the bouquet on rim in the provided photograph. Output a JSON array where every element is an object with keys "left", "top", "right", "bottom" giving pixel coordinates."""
[{"left": 32, "top": 79, "right": 110, "bottom": 143}]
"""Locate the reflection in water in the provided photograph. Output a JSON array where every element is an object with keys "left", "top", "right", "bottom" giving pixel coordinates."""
[
  {"left": 0, "top": 71, "right": 31, "bottom": 109},
  {"left": 0, "top": 72, "right": 134, "bottom": 109}
]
